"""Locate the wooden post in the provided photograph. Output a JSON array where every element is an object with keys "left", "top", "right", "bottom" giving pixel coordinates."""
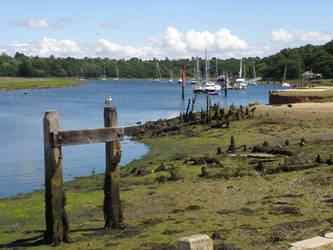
[
  {"left": 43, "top": 111, "right": 68, "bottom": 245},
  {"left": 103, "top": 107, "right": 123, "bottom": 230}
]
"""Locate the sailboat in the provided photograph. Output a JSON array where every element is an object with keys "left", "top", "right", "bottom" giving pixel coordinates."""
[
  {"left": 190, "top": 62, "right": 197, "bottom": 85},
  {"left": 217, "top": 70, "right": 231, "bottom": 89},
  {"left": 169, "top": 69, "right": 174, "bottom": 83},
  {"left": 193, "top": 56, "right": 204, "bottom": 93},
  {"left": 113, "top": 65, "right": 119, "bottom": 80},
  {"left": 248, "top": 61, "right": 257, "bottom": 85},
  {"left": 102, "top": 63, "right": 106, "bottom": 80},
  {"left": 233, "top": 58, "right": 247, "bottom": 90},
  {"left": 200, "top": 49, "right": 218, "bottom": 94},
  {"left": 153, "top": 62, "right": 161, "bottom": 81},
  {"left": 281, "top": 63, "right": 290, "bottom": 87}
]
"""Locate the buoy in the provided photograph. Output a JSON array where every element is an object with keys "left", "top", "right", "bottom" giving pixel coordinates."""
[{"left": 24, "top": 91, "right": 28, "bottom": 95}]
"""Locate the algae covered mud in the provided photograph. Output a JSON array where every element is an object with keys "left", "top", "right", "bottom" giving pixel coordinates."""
[
  {"left": 0, "top": 80, "right": 286, "bottom": 198},
  {"left": 1, "top": 101, "right": 333, "bottom": 249}
]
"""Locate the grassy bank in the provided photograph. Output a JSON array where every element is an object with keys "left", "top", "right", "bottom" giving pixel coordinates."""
[
  {"left": 0, "top": 77, "right": 86, "bottom": 91},
  {"left": 1, "top": 103, "right": 333, "bottom": 249}
]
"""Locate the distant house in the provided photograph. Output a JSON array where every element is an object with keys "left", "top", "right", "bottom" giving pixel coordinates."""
[{"left": 300, "top": 70, "right": 322, "bottom": 80}]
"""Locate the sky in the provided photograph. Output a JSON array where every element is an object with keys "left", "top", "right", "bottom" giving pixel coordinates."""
[{"left": 1, "top": 0, "right": 333, "bottom": 59}]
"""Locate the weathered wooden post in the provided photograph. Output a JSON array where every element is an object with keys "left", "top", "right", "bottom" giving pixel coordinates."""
[
  {"left": 43, "top": 110, "right": 68, "bottom": 245},
  {"left": 103, "top": 107, "right": 123, "bottom": 230}
]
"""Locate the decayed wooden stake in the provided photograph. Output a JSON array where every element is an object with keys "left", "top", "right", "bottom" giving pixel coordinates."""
[
  {"left": 43, "top": 110, "right": 69, "bottom": 245},
  {"left": 103, "top": 107, "right": 123, "bottom": 230}
]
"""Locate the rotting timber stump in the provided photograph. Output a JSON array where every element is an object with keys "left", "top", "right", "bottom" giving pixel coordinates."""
[
  {"left": 43, "top": 110, "right": 68, "bottom": 245},
  {"left": 43, "top": 107, "right": 124, "bottom": 245},
  {"left": 104, "top": 107, "right": 124, "bottom": 230}
]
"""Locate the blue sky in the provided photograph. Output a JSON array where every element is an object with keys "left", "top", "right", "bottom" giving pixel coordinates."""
[{"left": 1, "top": 0, "right": 332, "bottom": 59}]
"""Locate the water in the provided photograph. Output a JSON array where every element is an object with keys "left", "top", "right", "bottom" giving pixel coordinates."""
[{"left": 0, "top": 80, "right": 287, "bottom": 198}]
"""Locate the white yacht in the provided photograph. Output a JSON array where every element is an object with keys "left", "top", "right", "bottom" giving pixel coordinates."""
[
  {"left": 217, "top": 73, "right": 231, "bottom": 89},
  {"left": 169, "top": 69, "right": 174, "bottom": 83},
  {"left": 113, "top": 66, "right": 119, "bottom": 80},
  {"left": 248, "top": 61, "right": 257, "bottom": 85},
  {"left": 199, "top": 49, "right": 219, "bottom": 94},
  {"left": 153, "top": 62, "right": 162, "bottom": 81},
  {"left": 233, "top": 59, "right": 247, "bottom": 90}
]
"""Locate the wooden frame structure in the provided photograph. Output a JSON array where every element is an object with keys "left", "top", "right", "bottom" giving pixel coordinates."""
[{"left": 43, "top": 107, "right": 124, "bottom": 245}]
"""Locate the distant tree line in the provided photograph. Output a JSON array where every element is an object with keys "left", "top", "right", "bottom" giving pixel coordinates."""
[{"left": 0, "top": 40, "right": 332, "bottom": 80}]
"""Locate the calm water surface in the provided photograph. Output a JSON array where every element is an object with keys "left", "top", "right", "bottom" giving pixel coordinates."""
[{"left": 0, "top": 80, "right": 287, "bottom": 198}]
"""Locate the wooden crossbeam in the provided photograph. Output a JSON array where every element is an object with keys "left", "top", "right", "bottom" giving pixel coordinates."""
[{"left": 52, "top": 127, "right": 124, "bottom": 147}]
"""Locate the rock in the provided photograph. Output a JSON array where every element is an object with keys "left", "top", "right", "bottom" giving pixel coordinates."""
[
  {"left": 263, "top": 141, "right": 269, "bottom": 147},
  {"left": 289, "top": 236, "right": 333, "bottom": 249},
  {"left": 249, "top": 101, "right": 259, "bottom": 106},
  {"left": 285, "top": 139, "right": 290, "bottom": 145},
  {"left": 156, "top": 175, "right": 167, "bottom": 183},
  {"left": 217, "top": 147, "right": 222, "bottom": 154},
  {"left": 198, "top": 167, "right": 209, "bottom": 177},
  {"left": 178, "top": 234, "right": 213, "bottom": 250},
  {"left": 156, "top": 163, "right": 166, "bottom": 172}
]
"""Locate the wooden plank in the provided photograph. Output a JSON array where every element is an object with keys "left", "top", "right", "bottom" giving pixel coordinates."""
[{"left": 53, "top": 127, "right": 124, "bottom": 146}]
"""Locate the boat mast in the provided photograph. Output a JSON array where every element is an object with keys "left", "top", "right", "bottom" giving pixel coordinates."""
[
  {"left": 205, "top": 49, "right": 208, "bottom": 82},
  {"left": 156, "top": 62, "right": 161, "bottom": 80},
  {"left": 216, "top": 58, "right": 218, "bottom": 80},
  {"left": 253, "top": 61, "right": 256, "bottom": 80},
  {"left": 239, "top": 58, "right": 243, "bottom": 78},
  {"left": 282, "top": 63, "right": 287, "bottom": 83}
]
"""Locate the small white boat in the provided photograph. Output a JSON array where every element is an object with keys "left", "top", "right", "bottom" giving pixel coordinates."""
[
  {"left": 217, "top": 74, "right": 231, "bottom": 89},
  {"left": 113, "top": 66, "right": 119, "bottom": 80},
  {"left": 169, "top": 69, "right": 174, "bottom": 82},
  {"left": 248, "top": 61, "right": 257, "bottom": 85},
  {"left": 153, "top": 63, "right": 161, "bottom": 82},
  {"left": 282, "top": 82, "right": 291, "bottom": 87},
  {"left": 234, "top": 78, "right": 247, "bottom": 89},
  {"left": 178, "top": 78, "right": 182, "bottom": 83},
  {"left": 281, "top": 63, "right": 290, "bottom": 87},
  {"left": 102, "top": 63, "right": 106, "bottom": 80}
]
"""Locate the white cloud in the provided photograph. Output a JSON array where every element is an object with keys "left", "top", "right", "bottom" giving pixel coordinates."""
[
  {"left": 270, "top": 28, "right": 333, "bottom": 43},
  {"left": 100, "top": 21, "right": 122, "bottom": 29},
  {"left": 270, "top": 28, "right": 294, "bottom": 43},
  {"left": 185, "top": 29, "right": 215, "bottom": 51},
  {"left": 10, "top": 38, "right": 82, "bottom": 58},
  {"left": 4, "top": 27, "right": 271, "bottom": 59},
  {"left": 97, "top": 38, "right": 164, "bottom": 58},
  {"left": 11, "top": 17, "right": 73, "bottom": 30}
]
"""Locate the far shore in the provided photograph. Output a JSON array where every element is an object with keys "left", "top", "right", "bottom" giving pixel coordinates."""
[
  {"left": 0, "top": 77, "right": 86, "bottom": 91},
  {"left": 1, "top": 76, "right": 333, "bottom": 91}
]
